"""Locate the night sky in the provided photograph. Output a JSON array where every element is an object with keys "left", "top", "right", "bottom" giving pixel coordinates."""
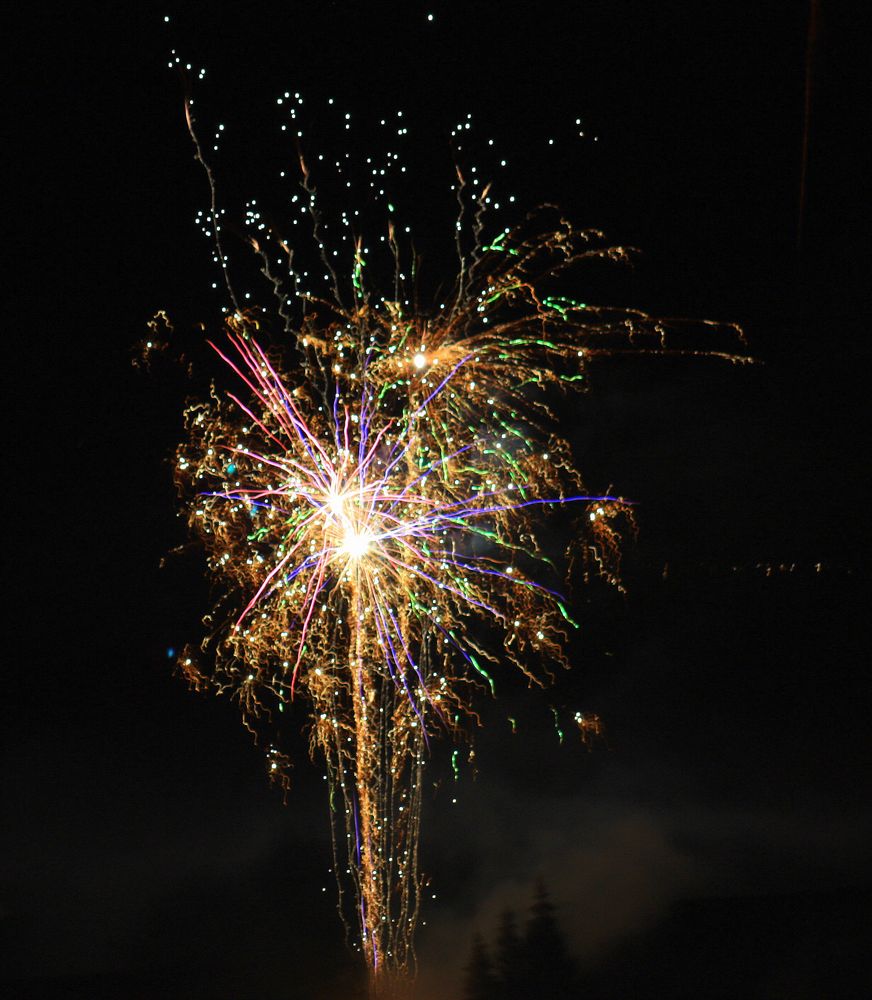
[{"left": 7, "top": 3, "right": 870, "bottom": 998}]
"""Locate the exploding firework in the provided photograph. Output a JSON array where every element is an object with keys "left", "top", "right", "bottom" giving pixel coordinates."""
[{"left": 169, "top": 95, "right": 747, "bottom": 997}]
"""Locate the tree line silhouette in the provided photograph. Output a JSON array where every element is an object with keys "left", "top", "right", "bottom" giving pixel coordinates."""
[{"left": 462, "top": 882, "right": 579, "bottom": 1000}]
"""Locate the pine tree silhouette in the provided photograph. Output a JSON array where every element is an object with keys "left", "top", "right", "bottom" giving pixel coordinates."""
[
  {"left": 523, "top": 879, "right": 579, "bottom": 998},
  {"left": 462, "top": 931, "right": 498, "bottom": 1000},
  {"left": 462, "top": 886, "right": 580, "bottom": 999},
  {"left": 494, "top": 908, "right": 526, "bottom": 1000}
]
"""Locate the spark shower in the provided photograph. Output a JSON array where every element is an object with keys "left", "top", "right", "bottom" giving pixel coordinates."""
[{"left": 165, "top": 87, "right": 745, "bottom": 997}]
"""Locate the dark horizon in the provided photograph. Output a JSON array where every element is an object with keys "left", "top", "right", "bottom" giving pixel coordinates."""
[{"left": 6, "top": 3, "right": 870, "bottom": 997}]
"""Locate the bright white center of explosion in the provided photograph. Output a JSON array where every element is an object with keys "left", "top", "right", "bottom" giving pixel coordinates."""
[
  {"left": 341, "top": 527, "right": 375, "bottom": 559},
  {"left": 325, "top": 491, "right": 376, "bottom": 560}
]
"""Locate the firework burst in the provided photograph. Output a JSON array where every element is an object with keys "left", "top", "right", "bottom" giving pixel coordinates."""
[{"left": 170, "top": 98, "right": 747, "bottom": 996}]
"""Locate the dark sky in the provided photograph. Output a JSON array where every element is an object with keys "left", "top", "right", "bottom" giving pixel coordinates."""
[{"left": 7, "top": 3, "right": 870, "bottom": 998}]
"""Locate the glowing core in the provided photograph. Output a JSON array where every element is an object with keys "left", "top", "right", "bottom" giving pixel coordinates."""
[{"left": 341, "top": 528, "right": 375, "bottom": 559}]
